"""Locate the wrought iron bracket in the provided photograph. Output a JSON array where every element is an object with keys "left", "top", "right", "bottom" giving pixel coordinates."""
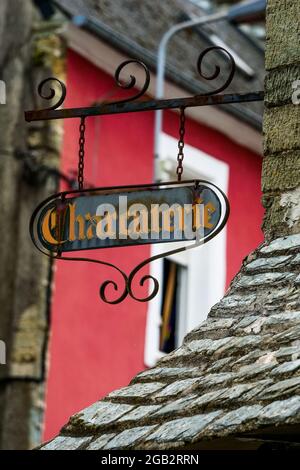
[
  {"left": 25, "top": 47, "right": 264, "bottom": 122},
  {"left": 25, "top": 46, "right": 264, "bottom": 304}
]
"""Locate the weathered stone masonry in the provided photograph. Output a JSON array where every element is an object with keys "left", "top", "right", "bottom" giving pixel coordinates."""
[
  {"left": 0, "top": 0, "right": 65, "bottom": 450},
  {"left": 262, "top": 0, "right": 300, "bottom": 238}
]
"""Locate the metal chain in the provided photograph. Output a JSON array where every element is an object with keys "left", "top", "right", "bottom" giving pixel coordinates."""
[
  {"left": 78, "top": 117, "right": 86, "bottom": 190},
  {"left": 176, "top": 107, "right": 185, "bottom": 181}
]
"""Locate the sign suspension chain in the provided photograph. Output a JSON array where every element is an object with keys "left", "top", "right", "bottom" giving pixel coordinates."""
[
  {"left": 176, "top": 107, "right": 185, "bottom": 182},
  {"left": 55, "top": 117, "right": 86, "bottom": 258},
  {"left": 78, "top": 116, "right": 86, "bottom": 190}
]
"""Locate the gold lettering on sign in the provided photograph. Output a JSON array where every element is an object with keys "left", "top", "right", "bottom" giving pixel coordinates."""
[
  {"left": 41, "top": 208, "right": 67, "bottom": 245},
  {"left": 40, "top": 199, "right": 217, "bottom": 247},
  {"left": 69, "top": 203, "right": 85, "bottom": 241},
  {"left": 204, "top": 202, "right": 216, "bottom": 229}
]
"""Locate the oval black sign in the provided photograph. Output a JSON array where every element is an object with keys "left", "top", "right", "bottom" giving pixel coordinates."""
[{"left": 30, "top": 180, "right": 229, "bottom": 255}]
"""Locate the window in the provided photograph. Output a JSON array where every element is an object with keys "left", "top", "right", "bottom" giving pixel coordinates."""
[
  {"left": 159, "top": 259, "right": 188, "bottom": 353},
  {"left": 144, "top": 133, "right": 229, "bottom": 367}
]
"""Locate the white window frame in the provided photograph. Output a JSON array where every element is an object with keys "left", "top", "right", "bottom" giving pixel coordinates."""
[{"left": 144, "top": 132, "right": 229, "bottom": 367}]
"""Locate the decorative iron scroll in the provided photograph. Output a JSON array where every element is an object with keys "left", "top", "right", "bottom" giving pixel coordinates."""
[
  {"left": 30, "top": 180, "right": 230, "bottom": 304},
  {"left": 197, "top": 46, "right": 236, "bottom": 96},
  {"left": 111, "top": 59, "right": 151, "bottom": 104},
  {"left": 37, "top": 77, "right": 67, "bottom": 111}
]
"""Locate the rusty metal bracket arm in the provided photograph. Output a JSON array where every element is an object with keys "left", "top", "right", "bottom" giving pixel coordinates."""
[{"left": 25, "top": 91, "right": 264, "bottom": 122}]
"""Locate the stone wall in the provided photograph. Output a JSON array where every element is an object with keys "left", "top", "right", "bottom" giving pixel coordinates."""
[
  {"left": 262, "top": 0, "right": 300, "bottom": 238},
  {"left": 0, "top": 1, "right": 65, "bottom": 449}
]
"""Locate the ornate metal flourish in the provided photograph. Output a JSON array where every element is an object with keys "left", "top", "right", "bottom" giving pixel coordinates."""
[
  {"left": 30, "top": 180, "right": 229, "bottom": 304},
  {"left": 111, "top": 59, "right": 151, "bottom": 104},
  {"left": 37, "top": 77, "right": 67, "bottom": 111},
  {"left": 197, "top": 46, "right": 236, "bottom": 96}
]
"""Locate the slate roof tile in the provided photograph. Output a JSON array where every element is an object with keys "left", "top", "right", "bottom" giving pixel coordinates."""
[
  {"left": 274, "top": 346, "right": 300, "bottom": 360},
  {"left": 65, "top": 401, "right": 135, "bottom": 432},
  {"left": 153, "top": 378, "right": 200, "bottom": 399},
  {"left": 204, "top": 405, "right": 263, "bottom": 436},
  {"left": 239, "top": 380, "right": 273, "bottom": 401},
  {"left": 86, "top": 433, "right": 116, "bottom": 450},
  {"left": 41, "top": 435, "right": 92, "bottom": 450},
  {"left": 134, "top": 366, "right": 201, "bottom": 382},
  {"left": 270, "top": 359, "right": 300, "bottom": 376},
  {"left": 257, "top": 376, "right": 300, "bottom": 400},
  {"left": 235, "top": 362, "right": 275, "bottom": 379},
  {"left": 258, "top": 396, "right": 300, "bottom": 425},
  {"left": 117, "top": 405, "right": 162, "bottom": 422},
  {"left": 144, "top": 412, "right": 222, "bottom": 444},
  {"left": 233, "top": 349, "right": 268, "bottom": 365},
  {"left": 107, "top": 382, "right": 165, "bottom": 399},
  {"left": 236, "top": 272, "right": 296, "bottom": 289},
  {"left": 103, "top": 425, "right": 157, "bottom": 450},
  {"left": 245, "top": 255, "right": 293, "bottom": 271},
  {"left": 150, "top": 395, "right": 199, "bottom": 418},
  {"left": 259, "top": 234, "right": 300, "bottom": 253},
  {"left": 205, "top": 356, "right": 234, "bottom": 373}
]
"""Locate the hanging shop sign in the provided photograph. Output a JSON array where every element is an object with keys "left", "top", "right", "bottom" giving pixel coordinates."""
[
  {"left": 30, "top": 181, "right": 228, "bottom": 304},
  {"left": 32, "top": 182, "right": 226, "bottom": 254},
  {"left": 26, "top": 46, "right": 264, "bottom": 303}
]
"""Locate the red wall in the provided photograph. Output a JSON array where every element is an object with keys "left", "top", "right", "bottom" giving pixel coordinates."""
[{"left": 43, "top": 49, "right": 264, "bottom": 440}]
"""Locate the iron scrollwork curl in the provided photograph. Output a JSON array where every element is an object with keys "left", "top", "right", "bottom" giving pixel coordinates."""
[
  {"left": 37, "top": 77, "right": 67, "bottom": 111},
  {"left": 99, "top": 275, "right": 128, "bottom": 304},
  {"left": 196, "top": 46, "right": 236, "bottom": 96},
  {"left": 127, "top": 266, "right": 160, "bottom": 303},
  {"left": 111, "top": 59, "right": 151, "bottom": 105}
]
